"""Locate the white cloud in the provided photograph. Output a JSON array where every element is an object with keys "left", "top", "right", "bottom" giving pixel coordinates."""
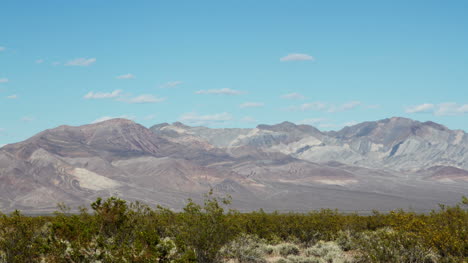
[
  {"left": 92, "top": 115, "right": 135, "bottom": 124},
  {"left": 405, "top": 102, "right": 468, "bottom": 116},
  {"left": 434, "top": 103, "right": 468, "bottom": 116},
  {"left": 287, "top": 101, "right": 362, "bottom": 112},
  {"left": 35, "top": 59, "right": 44, "bottom": 64},
  {"left": 116, "top": 73, "right": 135, "bottom": 79},
  {"left": 0, "top": 78, "right": 9, "bottom": 83},
  {"left": 6, "top": 94, "right": 17, "bottom": 99},
  {"left": 0, "top": 46, "right": 5, "bottom": 51},
  {"left": 405, "top": 103, "right": 435, "bottom": 113},
  {"left": 125, "top": 94, "right": 165, "bottom": 104},
  {"left": 281, "top": 92, "right": 305, "bottom": 100},
  {"left": 52, "top": 61, "right": 61, "bottom": 66},
  {"left": 280, "top": 53, "right": 315, "bottom": 62},
  {"left": 65, "top": 57, "right": 96, "bottom": 66},
  {"left": 84, "top": 90, "right": 122, "bottom": 99},
  {"left": 160, "top": 81, "right": 183, "bottom": 89},
  {"left": 179, "top": 112, "right": 233, "bottom": 126},
  {"left": 328, "top": 101, "right": 361, "bottom": 113},
  {"left": 195, "top": 88, "right": 243, "bottom": 95},
  {"left": 240, "top": 102, "right": 264, "bottom": 108},
  {"left": 295, "top": 102, "right": 327, "bottom": 111},
  {"left": 21, "top": 116, "right": 34, "bottom": 122}
]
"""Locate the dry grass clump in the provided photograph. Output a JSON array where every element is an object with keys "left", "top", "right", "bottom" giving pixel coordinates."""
[{"left": 221, "top": 235, "right": 353, "bottom": 263}]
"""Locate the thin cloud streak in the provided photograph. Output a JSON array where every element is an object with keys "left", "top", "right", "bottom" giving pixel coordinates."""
[
  {"left": 287, "top": 101, "right": 362, "bottom": 112},
  {"left": 160, "top": 81, "right": 183, "bottom": 89},
  {"left": 84, "top": 90, "right": 122, "bottom": 99},
  {"left": 240, "top": 102, "right": 264, "bottom": 108},
  {"left": 116, "top": 74, "right": 135, "bottom": 79},
  {"left": 125, "top": 95, "right": 165, "bottom": 104},
  {"left": 405, "top": 103, "right": 468, "bottom": 116},
  {"left": 65, "top": 58, "right": 96, "bottom": 66},
  {"left": 281, "top": 92, "right": 305, "bottom": 100},
  {"left": 195, "top": 88, "right": 243, "bottom": 95},
  {"left": 405, "top": 103, "right": 435, "bottom": 113},
  {"left": 280, "top": 53, "right": 315, "bottom": 62}
]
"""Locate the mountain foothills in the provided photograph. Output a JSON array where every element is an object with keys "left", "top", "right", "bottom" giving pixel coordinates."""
[{"left": 0, "top": 117, "right": 467, "bottom": 213}]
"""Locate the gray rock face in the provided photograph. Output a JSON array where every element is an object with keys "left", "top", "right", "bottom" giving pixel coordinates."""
[{"left": 0, "top": 117, "right": 466, "bottom": 213}]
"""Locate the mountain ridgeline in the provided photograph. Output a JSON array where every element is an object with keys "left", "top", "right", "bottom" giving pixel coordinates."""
[{"left": 0, "top": 117, "right": 467, "bottom": 213}]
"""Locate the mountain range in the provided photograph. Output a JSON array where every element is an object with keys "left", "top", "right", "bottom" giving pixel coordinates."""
[{"left": 0, "top": 117, "right": 467, "bottom": 213}]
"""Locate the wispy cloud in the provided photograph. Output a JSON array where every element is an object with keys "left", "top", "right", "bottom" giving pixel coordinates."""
[
  {"left": 280, "top": 53, "right": 315, "bottom": 62},
  {"left": 435, "top": 103, "right": 468, "bottom": 116},
  {"left": 35, "top": 59, "right": 44, "bottom": 64},
  {"left": 160, "top": 81, "right": 183, "bottom": 89},
  {"left": 195, "top": 88, "right": 243, "bottom": 95},
  {"left": 288, "top": 101, "right": 362, "bottom": 113},
  {"left": 179, "top": 112, "right": 233, "bottom": 126},
  {"left": 21, "top": 116, "right": 34, "bottom": 122},
  {"left": 65, "top": 57, "right": 96, "bottom": 66},
  {"left": 52, "top": 61, "right": 61, "bottom": 66},
  {"left": 405, "top": 103, "right": 435, "bottom": 113},
  {"left": 405, "top": 103, "right": 468, "bottom": 116},
  {"left": 84, "top": 90, "right": 122, "bottom": 99},
  {"left": 288, "top": 102, "right": 327, "bottom": 111},
  {"left": 6, "top": 94, "right": 17, "bottom": 99},
  {"left": 92, "top": 115, "right": 135, "bottom": 124},
  {"left": 0, "top": 46, "right": 5, "bottom": 52},
  {"left": 328, "top": 101, "right": 361, "bottom": 113},
  {"left": 240, "top": 102, "right": 264, "bottom": 108},
  {"left": 281, "top": 92, "right": 305, "bottom": 100},
  {"left": 116, "top": 73, "right": 135, "bottom": 79},
  {"left": 125, "top": 95, "right": 165, "bottom": 104},
  {"left": 0, "top": 78, "right": 9, "bottom": 83}
]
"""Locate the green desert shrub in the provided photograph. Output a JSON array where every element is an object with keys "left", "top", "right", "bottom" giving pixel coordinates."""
[
  {"left": 220, "top": 234, "right": 268, "bottom": 263},
  {"left": 304, "top": 241, "right": 348, "bottom": 263},
  {"left": 277, "top": 243, "right": 301, "bottom": 257},
  {"left": 0, "top": 194, "right": 466, "bottom": 262},
  {"left": 353, "top": 227, "right": 440, "bottom": 263},
  {"left": 176, "top": 191, "right": 239, "bottom": 263}
]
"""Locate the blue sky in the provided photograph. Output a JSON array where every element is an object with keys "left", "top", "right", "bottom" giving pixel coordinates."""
[{"left": 1, "top": 0, "right": 468, "bottom": 145}]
